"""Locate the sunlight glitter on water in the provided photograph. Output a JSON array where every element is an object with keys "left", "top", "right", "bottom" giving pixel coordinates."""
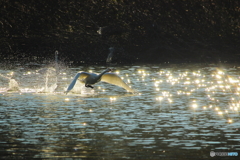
[{"left": 1, "top": 64, "right": 240, "bottom": 159}]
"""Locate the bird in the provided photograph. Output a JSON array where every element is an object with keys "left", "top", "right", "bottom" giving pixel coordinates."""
[
  {"left": 106, "top": 47, "right": 115, "bottom": 63},
  {"left": 65, "top": 68, "right": 135, "bottom": 94}
]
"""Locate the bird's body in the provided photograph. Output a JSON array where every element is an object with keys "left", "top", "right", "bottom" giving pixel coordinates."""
[
  {"left": 65, "top": 68, "right": 134, "bottom": 94},
  {"left": 80, "top": 72, "right": 101, "bottom": 88}
]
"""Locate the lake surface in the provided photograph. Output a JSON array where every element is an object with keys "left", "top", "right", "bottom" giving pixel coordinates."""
[{"left": 0, "top": 63, "right": 239, "bottom": 159}]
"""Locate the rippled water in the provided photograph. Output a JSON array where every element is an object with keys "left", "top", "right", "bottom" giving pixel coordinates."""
[{"left": 0, "top": 64, "right": 240, "bottom": 159}]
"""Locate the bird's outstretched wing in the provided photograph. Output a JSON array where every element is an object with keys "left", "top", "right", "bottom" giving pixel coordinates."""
[
  {"left": 101, "top": 73, "right": 135, "bottom": 92},
  {"left": 65, "top": 72, "right": 89, "bottom": 94}
]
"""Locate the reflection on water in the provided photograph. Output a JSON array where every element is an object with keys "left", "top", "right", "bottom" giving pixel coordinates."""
[{"left": 0, "top": 64, "right": 240, "bottom": 159}]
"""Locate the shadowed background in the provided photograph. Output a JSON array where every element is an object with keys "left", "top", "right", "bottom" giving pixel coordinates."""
[{"left": 0, "top": 0, "right": 239, "bottom": 65}]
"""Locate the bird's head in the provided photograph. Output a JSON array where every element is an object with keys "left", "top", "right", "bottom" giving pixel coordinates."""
[
  {"left": 109, "top": 47, "right": 115, "bottom": 52},
  {"left": 106, "top": 68, "right": 112, "bottom": 72}
]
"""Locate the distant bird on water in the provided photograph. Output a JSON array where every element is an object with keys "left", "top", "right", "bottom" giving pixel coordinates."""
[{"left": 65, "top": 68, "right": 135, "bottom": 94}]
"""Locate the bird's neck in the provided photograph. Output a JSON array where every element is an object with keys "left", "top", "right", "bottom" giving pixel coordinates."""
[{"left": 98, "top": 69, "right": 109, "bottom": 78}]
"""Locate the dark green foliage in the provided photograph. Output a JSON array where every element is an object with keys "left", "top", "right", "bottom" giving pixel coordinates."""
[{"left": 0, "top": 0, "right": 239, "bottom": 64}]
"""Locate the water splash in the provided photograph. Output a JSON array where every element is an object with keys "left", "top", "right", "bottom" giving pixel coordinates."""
[
  {"left": 36, "top": 51, "right": 60, "bottom": 93},
  {"left": 0, "top": 72, "right": 20, "bottom": 92},
  {"left": 38, "top": 67, "right": 58, "bottom": 93},
  {"left": 69, "top": 80, "right": 95, "bottom": 95},
  {"left": 7, "top": 79, "right": 20, "bottom": 92},
  {"left": 0, "top": 51, "right": 64, "bottom": 94}
]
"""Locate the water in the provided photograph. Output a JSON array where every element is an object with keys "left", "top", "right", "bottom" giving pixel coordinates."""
[{"left": 0, "top": 64, "right": 240, "bottom": 159}]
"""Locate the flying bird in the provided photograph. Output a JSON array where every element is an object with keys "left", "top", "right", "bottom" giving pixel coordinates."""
[{"left": 65, "top": 68, "right": 134, "bottom": 94}]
